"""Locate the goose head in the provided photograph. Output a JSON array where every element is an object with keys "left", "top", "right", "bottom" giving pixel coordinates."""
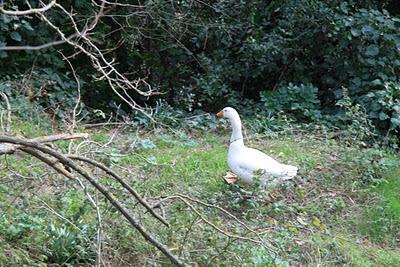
[
  {"left": 216, "top": 107, "right": 240, "bottom": 121},
  {"left": 216, "top": 106, "right": 244, "bottom": 145}
]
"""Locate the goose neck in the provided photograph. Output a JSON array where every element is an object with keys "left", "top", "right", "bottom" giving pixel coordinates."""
[{"left": 230, "top": 116, "right": 243, "bottom": 144}]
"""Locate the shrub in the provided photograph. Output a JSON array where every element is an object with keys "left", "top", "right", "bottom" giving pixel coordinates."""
[
  {"left": 0, "top": 69, "right": 86, "bottom": 121},
  {"left": 260, "top": 83, "right": 321, "bottom": 120},
  {"left": 363, "top": 82, "right": 400, "bottom": 133}
]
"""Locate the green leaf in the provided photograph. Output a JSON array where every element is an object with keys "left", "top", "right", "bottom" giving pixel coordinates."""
[
  {"left": 340, "top": 3, "right": 349, "bottom": 14},
  {"left": 361, "top": 25, "right": 374, "bottom": 35},
  {"left": 366, "top": 45, "right": 379, "bottom": 57},
  {"left": 379, "top": 112, "right": 389, "bottom": 120},
  {"left": 1, "top": 14, "right": 11, "bottom": 24},
  {"left": 312, "top": 217, "right": 321, "bottom": 227},
  {"left": 10, "top": 31, "right": 22, "bottom": 42},
  {"left": 390, "top": 118, "right": 400, "bottom": 128},
  {"left": 350, "top": 28, "right": 360, "bottom": 37},
  {"left": 365, "top": 58, "right": 376, "bottom": 65},
  {"left": 21, "top": 21, "right": 34, "bottom": 31},
  {"left": 0, "top": 51, "right": 8, "bottom": 58},
  {"left": 371, "top": 79, "right": 382, "bottom": 86}
]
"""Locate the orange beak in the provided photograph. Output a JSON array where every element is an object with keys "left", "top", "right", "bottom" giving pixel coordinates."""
[{"left": 216, "top": 110, "right": 224, "bottom": 117}]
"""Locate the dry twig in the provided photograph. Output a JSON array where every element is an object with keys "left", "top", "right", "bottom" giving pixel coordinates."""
[
  {"left": 60, "top": 52, "right": 82, "bottom": 131},
  {"left": 0, "top": 92, "right": 12, "bottom": 132},
  {"left": 157, "top": 193, "right": 277, "bottom": 253}
]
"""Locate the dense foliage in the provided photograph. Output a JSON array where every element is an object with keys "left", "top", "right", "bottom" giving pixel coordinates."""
[{"left": 0, "top": 0, "right": 399, "bottom": 140}]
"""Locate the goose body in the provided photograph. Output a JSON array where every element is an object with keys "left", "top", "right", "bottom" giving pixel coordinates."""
[{"left": 217, "top": 107, "right": 297, "bottom": 185}]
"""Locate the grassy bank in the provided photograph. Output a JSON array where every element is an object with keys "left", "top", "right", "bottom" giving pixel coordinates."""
[{"left": 0, "top": 120, "right": 399, "bottom": 266}]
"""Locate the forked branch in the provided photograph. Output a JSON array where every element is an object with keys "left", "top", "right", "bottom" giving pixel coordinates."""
[
  {"left": 0, "top": 135, "right": 184, "bottom": 266},
  {"left": 0, "top": 0, "right": 56, "bottom": 16},
  {"left": 0, "top": 133, "right": 89, "bottom": 154}
]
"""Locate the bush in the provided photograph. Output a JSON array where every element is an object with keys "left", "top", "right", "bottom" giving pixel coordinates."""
[
  {"left": 0, "top": 69, "right": 86, "bottom": 121},
  {"left": 363, "top": 82, "right": 400, "bottom": 132},
  {"left": 260, "top": 83, "right": 321, "bottom": 120},
  {"left": 1, "top": 0, "right": 400, "bottom": 141}
]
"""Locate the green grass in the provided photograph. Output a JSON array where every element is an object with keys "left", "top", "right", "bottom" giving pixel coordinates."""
[
  {"left": 1, "top": 119, "right": 399, "bottom": 266},
  {"left": 358, "top": 167, "right": 400, "bottom": 244},
  {"left": 117, "top": 133, "right": 227, "bottom": 195},
  {"left": 339, "top": 239, "right": 400, "bottom": 267},
  {"left": 11, "top": 118, "right": 52, "bottom": 138},
  {"left": 379, "top": 169, "right": 400, "bottom": 221}
]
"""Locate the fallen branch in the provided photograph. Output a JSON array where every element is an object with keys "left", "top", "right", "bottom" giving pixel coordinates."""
[
  {"left": 82, "top": 122, "right": 130, "bottom": 129},
  {"left": 0, "top": 135, "right": 184, "bottom": 266},
  {"left": 20, "top": 146, "right": 76, "bottom": 180},
  {"left": 0, "top": 133, "right": 89, "bottom": 155},
  {"left": 68, "top": 155, "right": 170, "bottom": 227}
]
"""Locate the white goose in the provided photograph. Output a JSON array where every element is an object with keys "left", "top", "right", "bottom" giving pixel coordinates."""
[{"left": 217, "top": 107, "right": 298, "bottom": 185}]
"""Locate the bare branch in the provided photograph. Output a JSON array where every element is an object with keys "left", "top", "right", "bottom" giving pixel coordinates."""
[
  {"left": 20, "top": 146, "right": 76, "bottom": 180},
  {"left": 0, "top": 133, "right": 89, "bottom": 155},
  {"left": 172, "top": 195, "right": 263, "bottom": 245},
  {"left": 0, "top": 0, "right": 56, "bottom": 16},
  {"left": 0, "top": 33, "right": 79, "bottom": 51},
  {"left": 0, "top": 135, "right": 184, "bottom": 266},
  {"left": 0, "top": 0, "right": 156, "bottom": 117},
  {"left": 60, "top": 52, "right": 82, "bottom": 131},
  {"left": 82, "top": 122, "right": 131, "bottom": 129},
  {"left": 0, "top": 92, "right": 12, "bottom": 132},
  {"left": 67, "top": 155, "right": 170, "bottom": 227}
]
